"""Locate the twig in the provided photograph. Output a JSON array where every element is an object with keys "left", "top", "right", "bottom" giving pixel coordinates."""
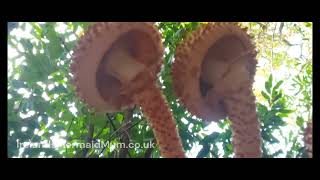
[
  {"left": 97, "top": 118, "right": 143, "bottom": 157},
  {"left": 65, "top": 117, "right": 75, "bottom": 155},
  {"left": 88, "top": 113, "right": 116, "bottom": 157},
  {"left": 279, "top": 22, "right": 284, "bottom": 37},
  {"left": 93, "top": 121, "right": 108, "bottom": 140},
  {"left": 119, "top": 108, "right": 135, "bottom": 158},
  {"left": 107, "top": 113, "right": 117, "bottom": 131},
  {"left": 59, "top": 36, "right": 73, "bottom": 58},
  {"left": 282, "top": 39, "right": 300, "bottom": 46},
  {"left": 78, "top": 119, "right": 94, "bottom": 158}
]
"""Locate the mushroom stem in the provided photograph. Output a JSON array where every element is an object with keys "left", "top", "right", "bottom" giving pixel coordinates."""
[
  {"left": 105, "top": 43, "right": 146, "bottom": 85},
  {"left": 223, "top": 87, "right": 262, "bottom": 158},
  {"left": 104, "top": 47, "right": 185, "bottom": 158},
  {"left": 304, "top": 122, "right": 312, "bottom": 158},
  {"left": 127, "top": 72, "right": 185, "bottom": 158}
]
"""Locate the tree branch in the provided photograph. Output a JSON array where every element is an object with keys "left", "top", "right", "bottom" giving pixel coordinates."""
[{"left": 96, "top": 116, "right": 143, "bottom": 157}]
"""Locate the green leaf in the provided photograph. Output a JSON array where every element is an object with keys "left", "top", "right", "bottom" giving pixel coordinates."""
[
  {"left": 267, "top": 134, "right": 280, "bottom": 144},
  {"left": 261, "top": 111, "right": 273, "bottom": 126},
  {"left": 90, "top": 113, "right": 106, "bottom": 129},
  {"left": 265, "top": 74, "right": 273, "bottom": 94},
  {"left": 273, "top": 80, "right": 283, "bottom": 91},
  {"left": 304, "top": 22, "right": 312, "bottom": 27},
  {"left": 280, "top": 109, "right": 294, "bottom": 114},
  {"left": 30, "top": 22, "right": 43, "bottom": 39},
  {"left": 51, "top": 122, "right": 65, "bottom": 131},
  {"left": 257, "top": 103, "right": 268, "bottom": 114},
  {"left": 272, "top": 93, "right": 282, "bottom": 103},
  {"left": 273, "top": 117, "right": 286, "bottom": 126},
  {"left": 261, "top": 91, "right": 270, "bottom": 100},
  {"left": 144, "top": 126, "right": 155, "bottom": 140},
  {"left": 32, "top": 96, "right": 50, "bottom": 113},
  {"left": 20, "top": 66, "right": 39, "bottom": 82},
  {"left": 20, "top": 38, "right": 33, "bottom": 52},
  {"left": 306, "top": 63, "right": 312, "bottom": 75},
  {"left": 62, "top": 111, "right": 74, "bottom": 122},
  {"left": 20, "top": 53, "right": 57, "bottom": 82},
  {"left": 23, "top": 147, "right": 43, "bottom": 157},
  {"left": 296, "top": 116, "right": 304, "bottom": 128},
  {"left": 45, "top": 25, "right": 63, "bottom": 60},
  {"left": 191, "top": 124, "right": 202, "bottom": 133},
  {"left": 78, "top": 22, "right": 93, "bottom": 31},
  {"left": 50, "top": 71, "right": 66, "bottom": 82},
  {"left": 218, "top": 121, "right": 226, "bottom": 129},
  {"left": 277, "top": 113, "right": 289, "bottom": 118},
  {"left": 226, "top": 143, "right": 233, "bottom": 152},
  {"left": 49, "top": 85, "right": 68, "bottom": 95},
  {"left": 116, "top": 113, "right": 124, "bottom": 123},
  {"left": 273, "top": 101, "right": 285, "bottom": 110},
  {"left": 11, "top": 79, "right": 26, "bottom": 89}
]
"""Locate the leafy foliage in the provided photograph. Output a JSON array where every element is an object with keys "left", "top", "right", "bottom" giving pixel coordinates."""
[{"left": 8, "top": 22, "right": 312, "bottom": 158}]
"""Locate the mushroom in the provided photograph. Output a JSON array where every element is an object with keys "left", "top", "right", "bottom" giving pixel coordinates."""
[
  {"left": 71, "top": 22, "right": 185, "bottom": 158},
  {"left": 304, "top": 121, "right": 312, "bottom": 158},
  {"left": 172, "top": 22, "right": 262, "bottom": 157}
]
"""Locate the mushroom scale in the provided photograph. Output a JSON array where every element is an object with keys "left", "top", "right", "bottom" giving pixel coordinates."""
[
  {"left": 172, "top": 22, "right": 262, "bottom": 157},
  {"left": 71, "top": 22, "right": 185, "bottom": 158}
]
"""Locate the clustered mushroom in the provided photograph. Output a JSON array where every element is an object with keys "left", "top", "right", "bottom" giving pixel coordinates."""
[
  {"left": 71, "top": 22, "right": 185, "bottom": 158},
  {"left": 172, "top": 22, "right": 262, "bottom": 157}
]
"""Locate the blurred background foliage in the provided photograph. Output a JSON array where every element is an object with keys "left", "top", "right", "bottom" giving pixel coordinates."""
[{"left": 8, "top": 22, "right": 312, "bottom": 158}]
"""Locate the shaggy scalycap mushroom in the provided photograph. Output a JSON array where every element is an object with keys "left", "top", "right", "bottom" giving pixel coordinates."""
[
  {"left": 172, "top": 22, "right": 261, "bottom": 157},
  {"left": 71, "top": 22, "right": 185, "bottom": 158}
]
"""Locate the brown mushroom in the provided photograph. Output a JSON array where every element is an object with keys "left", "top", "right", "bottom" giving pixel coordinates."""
[
  {"left": 71, "top": 22, "right": 185, "bottom": 158},
  {"left": 172, "top": 22, "right": 261, "bottom": 157},
  {"left": 304, "top": 121, "right": 312, "bottom": 158}
]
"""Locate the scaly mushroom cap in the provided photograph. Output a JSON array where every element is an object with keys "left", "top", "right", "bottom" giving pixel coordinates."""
[
  {"left": 172, "top": 22, "right": 257, "bottom": 122},
  {"left": 71, "top": 22, "right": 163, "bottom": 112}
]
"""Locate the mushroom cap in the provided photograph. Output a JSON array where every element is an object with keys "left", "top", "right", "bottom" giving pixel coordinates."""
[
  {"left": 71, "top": 22, "right": 163, "bottom": 112},
  {"left": 172, "top": 22, "right": 257, "bottom": 122}
]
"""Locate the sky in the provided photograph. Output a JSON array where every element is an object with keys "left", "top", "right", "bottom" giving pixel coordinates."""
[{"left": 8, "top": 22, "right": 312, "bottom": 158}]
